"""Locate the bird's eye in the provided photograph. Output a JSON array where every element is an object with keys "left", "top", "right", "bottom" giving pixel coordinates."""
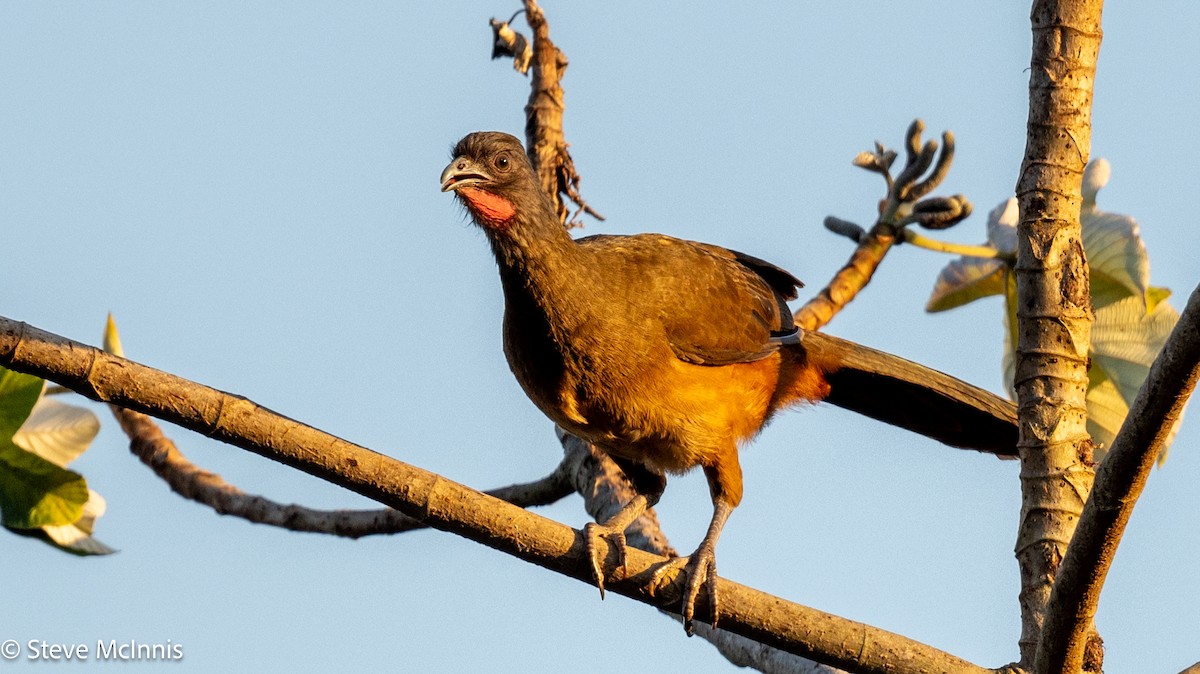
[{"left": 495, "top": 155, "right": 511, "bottom": 171}]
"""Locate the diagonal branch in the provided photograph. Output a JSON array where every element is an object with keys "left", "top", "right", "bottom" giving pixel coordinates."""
[
  {"left": 1036, "top": 282, "right": 1200, "bottom": 672},
  {"left": 0, "top": 315, "right": 993, "bottom": 674},
  {"left": 111, "top": 405, "right": 573, "bottom": 538}
]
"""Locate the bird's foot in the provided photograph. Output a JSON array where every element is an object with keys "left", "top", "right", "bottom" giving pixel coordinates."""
[
  {"left": 651, "top": 545, "right": 719, "bottom": 636},
  {"left": 584, "top": 521, "right": 628, "bottom": 600},
  {"left": 581, "top": 492, "right": 654, "bottom": 600}
]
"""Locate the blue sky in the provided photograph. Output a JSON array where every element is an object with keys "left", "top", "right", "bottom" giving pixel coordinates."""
[{"left": 3, "top": 2, "right": 1198, "bottom": 672}]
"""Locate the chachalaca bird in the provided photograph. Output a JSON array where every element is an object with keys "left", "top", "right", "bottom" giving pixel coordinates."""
[{"left": 440, "top": 131, "right": 1017, "bottom": 634}]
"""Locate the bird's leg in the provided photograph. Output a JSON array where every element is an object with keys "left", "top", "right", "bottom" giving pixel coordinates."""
[
  {"left": 584, "top": 457, "right": 665, "bottom": 599},
  {"left": 654, "top": 497, "right": 734, "bottom": 636},
  {"left": 653, "top": 460, "right": 741, "bottom": 635}
]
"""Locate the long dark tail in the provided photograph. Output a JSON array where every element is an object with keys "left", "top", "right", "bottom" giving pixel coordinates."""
[{"left": 793, "top": 331, "right": 1018, "bottom": 457}]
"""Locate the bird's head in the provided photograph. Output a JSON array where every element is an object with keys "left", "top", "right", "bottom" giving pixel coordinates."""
[{"left": 440, "top": 131, "right": 544, "bottom": 233}]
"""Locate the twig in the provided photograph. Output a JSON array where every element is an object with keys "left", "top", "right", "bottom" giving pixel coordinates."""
[
  {"left": 513, "top": 0, "right": 603, "bottom": 227},
  {"left": 111, "top": 405, "right": 573, "bottom": 538},
  {"left": 1035, "top": 282, "right": 1200, "bottom": 672},
  {"left": 797, "top": 121, "right": 967, "bottom": 331}
]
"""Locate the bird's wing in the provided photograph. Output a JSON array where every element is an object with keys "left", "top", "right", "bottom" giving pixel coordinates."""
[{"left": 578, "top": 234, "right": 802, "bottom": 366}]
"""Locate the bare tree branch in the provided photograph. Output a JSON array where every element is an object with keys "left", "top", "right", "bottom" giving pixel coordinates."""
[
  {"left": 1013, "top": 1, "right": 1105, "bottom": 670},
  {"left": 0, "top": 315, "right": 995, "bottom": 674},
  {"left": 799, "top": 121, "right": 965, "bottom": 331},
  {"left": 515, "top": 0, "right": 602, "bottom": 227},
  {"left": 111, "top": 405, "right": 573, "bottom": 538},
  {"left": 1037, "top": 283, "right": 1200, "bottom": 670}
]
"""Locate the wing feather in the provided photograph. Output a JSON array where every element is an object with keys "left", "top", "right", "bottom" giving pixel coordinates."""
[{"left": 578, "top": 234, "right": 802, "bottom": 366}]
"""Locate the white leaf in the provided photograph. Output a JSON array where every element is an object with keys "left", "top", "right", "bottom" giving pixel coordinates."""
[
  {"left": 1092, "top": 293, "right": 1180, "bottom": 403},
  {"left": 1082, "top": 158, "right": 1111, "bottom": 208},
  {"left": 42, "top": 524, "right": 117, "bottom": 555},
  {"left": 926, "top": 257, "right": 1007, "bottom": 312},
  {"left": 11, "top": 397, "right": 100, "bottom": 468},
  {"left": 986, "top": 198, "right": 1018, "bottom": 255},
  {"left": 1083, "top": 210, "right": 1150, "bottom": 307}
]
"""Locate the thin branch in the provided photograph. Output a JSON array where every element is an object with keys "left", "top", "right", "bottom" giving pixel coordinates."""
[
  {"left": 111, "top": 404, "right": 573, "bottom": 538},
  {"left": 795, "top": 209, "right": 898, "bottom": 331},
  {"left": 517, "top": 0, "right": 603, "bottom": 227},
  {"left": 1036, "top": 282, "right": 1200, "bottom": 672},
  {"left": 798, "top": 121, "right": 964, "bottom": 331},
  {"left": 0, "top": 315, "right": 993, "bottom": 674}
]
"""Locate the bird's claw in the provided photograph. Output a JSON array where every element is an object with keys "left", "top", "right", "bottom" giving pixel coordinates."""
[
  {"left": 650, "top": 549, "right": 719, "bottom": 636},
  {"left": 584, "top": 522, "right": 628, "bottom": 600}
]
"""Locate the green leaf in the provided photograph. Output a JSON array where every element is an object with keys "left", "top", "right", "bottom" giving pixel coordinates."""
[
  {"left": 1085, "top": 369, "right": 1127, "bottom": 464},
  {"left": 0, "top": 440, "right": 89, "bottom": 528},
  {"left": 42, "top": 490, "right": 116, "bottom": 555},
  {"left": 1086, "top": 260, "right": 1181, "bottom": 464},
  {"left": 1091, "top": 291, "right": 1181, "bottom": 408},
  {"left": 0, "top": 368, "right": 106, "bottom": 549},
  {"left": 1001, "top": 271, "right": 1018, "bottom": 400},
  {"left": 1147, "top": 286, "right": 1173, "bottom": 313},
  {"left": 0, "top": 367, "right": 44, "bottom": 439}
]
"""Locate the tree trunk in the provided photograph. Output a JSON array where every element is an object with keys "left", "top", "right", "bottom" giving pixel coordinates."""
[{"left": 1013, "top": 0, "right": 1104, "bottom": 670}]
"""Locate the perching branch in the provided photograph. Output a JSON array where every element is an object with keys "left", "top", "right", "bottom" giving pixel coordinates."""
[
  {"left": 0, "top": 315, "right": 996, "bottom": 674},
  {"left": 1036, "top": 284, "right": 1200, "bottom": 668},
  {"left": 111, "top": 405, "right": 573, "bottom": 538}
]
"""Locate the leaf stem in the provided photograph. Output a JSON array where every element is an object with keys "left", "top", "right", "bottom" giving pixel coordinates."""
[{"left": 902, "top": 230, "right": 1009, "bottom": 260}]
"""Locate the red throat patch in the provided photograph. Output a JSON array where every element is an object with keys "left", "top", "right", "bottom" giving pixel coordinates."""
[{"left": 458, "top": 187, "right": 517, "bottom": 230}]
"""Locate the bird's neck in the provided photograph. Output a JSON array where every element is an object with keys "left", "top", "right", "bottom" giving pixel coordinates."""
[{"left": 486, "top": 207, "right": 596, "bottom": 329}]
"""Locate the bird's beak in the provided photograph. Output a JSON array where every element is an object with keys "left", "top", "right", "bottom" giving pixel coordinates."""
[{"left": 440, "top": 157, "right": 491, "bottom": 192}]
